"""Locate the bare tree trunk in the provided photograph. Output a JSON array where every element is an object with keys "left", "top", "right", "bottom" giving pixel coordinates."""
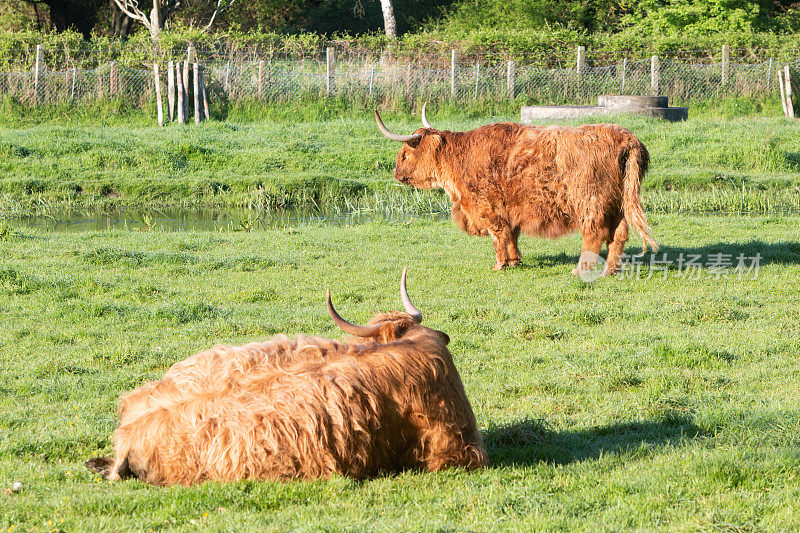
[
  {"left": 111, "top": 0, "right": 174, "bottom": 42},
  {"left": 379, "top": 0, "right": 397, "bottom": 40},
  {"left": 149, "top": 0, "right": 162, "bottom": 40},
  {"left": 111, "top": 2, "right": 133, "bottom": 39}
]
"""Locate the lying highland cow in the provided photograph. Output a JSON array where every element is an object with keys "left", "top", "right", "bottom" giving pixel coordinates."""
[
  {"left": 375, "top": 106, "right": 658, "bottom": 274},
  {"left": 86, "top": 269, "right": 488, "bottom": 485}
]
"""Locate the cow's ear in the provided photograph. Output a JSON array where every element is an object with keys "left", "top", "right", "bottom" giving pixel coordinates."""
[{"left": 427, "top": 134, "right": 443, "bottom": 150}]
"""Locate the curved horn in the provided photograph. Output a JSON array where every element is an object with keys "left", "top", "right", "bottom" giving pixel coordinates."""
[
  {"left": 327, "top": 290, "right": 383, "bottom": 338},
  {"left": 400, "top": 267, "right": 423, "bottom": 323},
  {"left": 421, "top": 102, "right": 433, "bottom": 129},
  {"left": 374, "top": 110, "right": 422, "bottom": 143}
]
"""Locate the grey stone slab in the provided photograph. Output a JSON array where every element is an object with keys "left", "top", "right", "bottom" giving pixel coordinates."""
[{"left": 520, "top": 105, "right": 688, "bottom": 123}]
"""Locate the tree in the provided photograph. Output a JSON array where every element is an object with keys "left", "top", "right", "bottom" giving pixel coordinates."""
[
  {"left": 199, "top": 0, "right": 237, "bottom": 31},
  {"left": 620, "top": 0, "right": 764, "bottom": 36},
  {"left": 22, "top": 0, "right": 104, "bottom": 38},
  {"left": 110, "top": 0, "right": 134, "bottom": 39},
  {"left": 109, "top": 0, "right": 235, "bottom": 40},
  {"left": 379, "top": 0, "right": 396, "bottom": 39},
  {"left": 109, "top": 0, "right": 180, "bottom": 40}
]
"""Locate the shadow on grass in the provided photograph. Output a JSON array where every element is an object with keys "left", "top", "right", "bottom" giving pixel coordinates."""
[
  {"left": 657, "top": 241, "right": 800, "bottom": 266},
  {"left": 523, "top": 240, "right": 800, "bottom": 269},
  {"left": 484, "top": 414, "right": 702, "bottom": 467},
  {"left": 521, "top": 252, "right": 576, "bottom": 268}
]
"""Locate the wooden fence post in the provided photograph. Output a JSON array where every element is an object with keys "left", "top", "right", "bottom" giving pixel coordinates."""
[
  {"left": 95, "top": 67, "right": 102, "bottom": 99},
  {"left": 784, "top": 65, "right": 794, "bottom": 119},
  {"left": 474, "top": 62, "right": 480, "bottom": 99},
  {"left": 34, "top": 44, "right": 43, "bottom": 104},
  {"left": 767, "top": 58, "right": 773, "bottom": 89},
  {"left": 154, "top": 63, "right": 163, "bottom": 127},
  {"left": 506, "top": 60, "right": 515, "bottom": 99},
  {"left": 450, "top": 49, "right": 458, "bottom": 99},
  {"left": 577, "top": 46, "right": 586, "bottom": 74},
  {"left": 167, "top": 60, "right": 175, "bottom": 122},
  {"left": 69, "top": 67, "right": 77, "bottom": 102},
  {"left": 721, "top": 44, "right": 730, "bottom": 86},
  {"left": 193, "top": 62, "right": 201, "bottom": 124},
  {"left": 258, "top": 59, "right": 265, "bottom": 99},
  {"left": 621, "top": 58, "right": 627, "bottom": 94},
  {"left": 109, "top": 60, "right": 118, "bottom": 97},
  {"left": 182, "top": 60, "right": 190, "bottom": 119},
  {"left": 176, "top": 62, "right": 185, "bottom": 124},
  {"left": 200, "top": 65, "right": 210, "bottom": 121},
  {"left": 405, "top": 60, "right": 412, "bottom": 99},
  {"left": 224, "top": 62, "right": 230, "bottom": 93},
  {"left": 779, "top": 69, "right": 789, "bottom": 117},
  {"left": 326, "top": 47, "right": 335, "bottom": 96},
  {"left": 651, "top": 55, "right": 660, "bottom": 95},
  {"left": 368, "top": 66, "right": 375, "bottom": 97}
]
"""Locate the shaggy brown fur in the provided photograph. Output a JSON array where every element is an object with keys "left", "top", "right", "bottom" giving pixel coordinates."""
[
  {"left": 86, "top": 310, "right": 487, "bottom": 485},
  {"left": 385, "top": 119, "right": 658, "bottom": 274}
]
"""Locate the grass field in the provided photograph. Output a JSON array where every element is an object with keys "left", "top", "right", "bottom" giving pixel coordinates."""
[
  {"left": 1, "top": 110, "right": 800, "bottom": 218},
  {"left": 1, "top": 213, "right": 799, "bottom": 530}
]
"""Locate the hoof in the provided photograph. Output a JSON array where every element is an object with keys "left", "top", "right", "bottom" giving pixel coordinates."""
[
  {"left": 492, "top": 263, "right": 508, "bottom": 271},
  {"left": 508, "top": 260, "right": 522, "bottom": 267}
]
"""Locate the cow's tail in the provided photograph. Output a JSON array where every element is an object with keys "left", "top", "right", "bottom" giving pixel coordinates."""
[{"left": 623, "top": 140, "right": 659, "bottom": 255}]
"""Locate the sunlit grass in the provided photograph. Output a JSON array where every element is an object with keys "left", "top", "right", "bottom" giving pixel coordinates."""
[
  {"left": 0, "top": 214, "right": 799, "bottom": 530},
  {"left": 1, "top": 113, "right": 799, "bottom": 218}
]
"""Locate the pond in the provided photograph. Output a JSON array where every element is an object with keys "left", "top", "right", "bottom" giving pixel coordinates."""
[{"left": 6, "top": 207, "right": 449, "bottom": 233}]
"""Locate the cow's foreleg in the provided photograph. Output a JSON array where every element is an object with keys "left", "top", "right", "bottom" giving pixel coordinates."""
[
  {"left": 451, "top": 203, "right": 488, "bottom": 236},
  {"left": 506, "top": 227, "right": 522, "bottom": 267},
  {"left": 487, "top": 226, "right": 516, "bottom": 270}
]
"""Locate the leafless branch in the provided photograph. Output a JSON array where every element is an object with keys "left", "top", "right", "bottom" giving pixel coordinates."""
[
  {"left": 109, "top": 0, "right": 149, "bottom": 26},
  {"left": 202, "top": 0, "right": 236, "bottom": 32}
]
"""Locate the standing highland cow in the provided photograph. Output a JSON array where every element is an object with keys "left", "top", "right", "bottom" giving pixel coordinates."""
[
  {"left": 86, "top": 269, "right": 488, "bottom": 485},
  {"left": 375, "top": 107, "right": 658, "bottom": 274}
]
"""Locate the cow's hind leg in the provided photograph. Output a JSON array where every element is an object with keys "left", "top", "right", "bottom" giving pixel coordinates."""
[
  {"left": 604, "top": 218, "right": 629, "bottom": 275},
  {"left": 572, "top": 234, "right": 605, "bottom": 276},
  {"left": 572, "top": 212, "right": 609, "bottom": 276}
]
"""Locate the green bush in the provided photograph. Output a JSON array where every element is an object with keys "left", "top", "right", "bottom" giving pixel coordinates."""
[{"left": 1, "top": 27, "right": 800, "bottom": 72}]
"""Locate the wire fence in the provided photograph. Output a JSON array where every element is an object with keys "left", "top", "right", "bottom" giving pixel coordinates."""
[{"left": 1, "top": 47, "right": 798, "bottom": 110}]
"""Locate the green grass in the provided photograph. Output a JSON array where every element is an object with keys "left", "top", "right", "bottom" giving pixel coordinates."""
[
  {"left": 1, "top": 110, "right": 799, "bottom": 218},
  {"left": 1, "top": 214, "right": 799, "bottom": 530}
]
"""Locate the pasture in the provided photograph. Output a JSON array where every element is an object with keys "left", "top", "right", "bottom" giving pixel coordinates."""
[
  {"left": 1, "top": 111, "right": 799, "bottom": 530},
  {"left": 1, "top": 213, "right": 799, "bottom": 530},
  {"left": 1, "top": 111, "right": 800, "bottom": 217}
]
